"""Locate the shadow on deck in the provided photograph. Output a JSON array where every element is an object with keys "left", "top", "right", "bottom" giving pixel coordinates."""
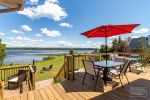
[{"left": 60, "top": 70, "right": 150, "bottom": 100}]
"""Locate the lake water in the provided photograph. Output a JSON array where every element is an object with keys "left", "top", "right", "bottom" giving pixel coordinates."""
[{"left": 4, "top": 49, "right": 94, "bottom": 64}]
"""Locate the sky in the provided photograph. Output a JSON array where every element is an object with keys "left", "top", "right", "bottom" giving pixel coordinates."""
[{"left": 0, "top": 0, "right": 150, "bottom": 48}]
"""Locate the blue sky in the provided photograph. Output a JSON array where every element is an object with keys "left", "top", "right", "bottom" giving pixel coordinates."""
[{"left": 0, "top": 0, "right": 150, "bottom": 48}]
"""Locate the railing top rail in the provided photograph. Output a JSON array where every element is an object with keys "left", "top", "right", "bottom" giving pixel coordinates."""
[
  {"left": 0, "top": 65, "right": 29, "bottom": 70},
  {"left": 29, "top": 65, "right": 34, "bottom": 73},
  {"left": 64, "top": 52, "right": 150, "bottom": 57}
]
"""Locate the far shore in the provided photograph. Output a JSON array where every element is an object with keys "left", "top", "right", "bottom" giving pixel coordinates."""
[{"left": 6, "top": 47, "right": 95, "bottom": 50}]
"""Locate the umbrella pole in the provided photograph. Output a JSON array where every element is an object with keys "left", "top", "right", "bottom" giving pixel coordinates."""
[{"left": 105, "top": 27, "right": 108, "bottom": 64}]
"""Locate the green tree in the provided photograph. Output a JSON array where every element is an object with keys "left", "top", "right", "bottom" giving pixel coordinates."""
[
  {"left": 99, "top": 45, "right": 112, "bottom": 53},
  {"left": 0, "top": 39, "right": 7, "bottom": 66},
  {"left": 111, "top": 36, "right": 130, "bottom": 52}
]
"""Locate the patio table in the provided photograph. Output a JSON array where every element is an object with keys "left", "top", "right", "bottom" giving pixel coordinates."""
[{"left": 94, "top": 60, "right": 124, "bottom": 84}]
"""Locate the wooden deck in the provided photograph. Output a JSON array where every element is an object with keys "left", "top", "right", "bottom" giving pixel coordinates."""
[{"left": 3, "top": 69, "right": 150, "bottom": 100}]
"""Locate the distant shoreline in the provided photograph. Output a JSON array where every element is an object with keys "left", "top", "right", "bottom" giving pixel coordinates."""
[{"left": 6, "top": 47, "right": 95, "bottom": 50}]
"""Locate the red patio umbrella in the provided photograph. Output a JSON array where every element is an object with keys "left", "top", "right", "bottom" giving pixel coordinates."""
[{"left": 81, "top": 24, "right": 140, "bottom": 60}]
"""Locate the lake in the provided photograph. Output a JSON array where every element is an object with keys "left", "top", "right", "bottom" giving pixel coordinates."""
[{"left": 4, "top": 49, "right": 94, "bottom": 64}]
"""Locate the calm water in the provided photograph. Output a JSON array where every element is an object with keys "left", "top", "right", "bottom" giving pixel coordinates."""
[{"left": 4, "top": 49, "right": 93, "bottom": 64}]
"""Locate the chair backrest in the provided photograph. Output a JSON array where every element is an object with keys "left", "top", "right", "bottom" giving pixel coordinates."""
[
  {"left": 49, "top": 65, "right": 53, "bottom": 69},
  {"left": 110, "top": 55, "right": 115, "bottom": 61},
  {"left": 120, "top": 60, "right": 131, "bottom": 75},
  {"left": 18, "top": 74, "right": 26, "bottom": 85},
  {"left": 89, "top": 56, "right": 95, "bottom": 62},
  {"left": 114, "top": 57, "right": 125, "bottom": 62},
  {"left": 18, "top": 70, "right": 28, "bottom": 76},
  {"left": 130, "top": 54, "right": 139, "bottom": 58},
  {"left": 82, "top": 60, "right": 95, "bottom": 76},
  {"left": 142, "top": 56, "right": 149, "bottom": 66},
  {"left": 18, "top": 70, "right": 27, "bottom": 82}
]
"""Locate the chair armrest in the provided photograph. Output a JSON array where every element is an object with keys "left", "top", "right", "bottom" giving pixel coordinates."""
[{"left": 8, "top": 74, "right": 18, "bottom": 80}]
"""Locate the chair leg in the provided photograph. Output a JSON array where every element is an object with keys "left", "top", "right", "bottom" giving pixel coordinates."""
[
  {"left": 125, "top": 74, "right": 129, "bottom": 84},
  {"left": 82, "top": 73, "right": 86, "bottom": 85},
  {"left": 94, "top": 76, "right": 98, "bottom": 91},
  {"left": 8, "top": 83, "right": 9, "bottom": 89},
  {"left": 144, "top": 67, "right": 147, "bottom": 73},
  {"left": 119, "top": 76, "right": 123, "bottom": 87}
]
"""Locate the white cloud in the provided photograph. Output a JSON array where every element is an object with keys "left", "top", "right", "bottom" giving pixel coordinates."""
[
  {"left": 80, "top": 41, "right": 102, "bottom": 48},
  {"left": 0, "top": 32, "right": 5, "bottom": 36},
  {"left": 18, "top": 0, "right": 67, "bottom": 21},
  {"left": 46, "top": 0, "right": 59, "bottom": 3},
  {"left": 58, "top": 41, "right": 73, "bottom": 47},
  {"left": 59, "top": 22, "right": 73, "bottom": 28},
  {"left": 6, "top": 36, "right": 51, "bottom": 47},
  {"left": 11, "top": 30, "right": 24, "bottom": 34},
  {"left": 41, "top": 28, "right": 61, "bottom": 37},
  {"left": 132, "top": 28, "right": 149, "bottom": 34},
  {"left": 35, "top": 34, "right": 42, "bottom": 37},
  {"left": 8, "top": 36, "right": 31, "bottom": 41},
  {"left": 21, "top": 25, "right": 32, "bottom": 32},
  {"left": 29, "top": 0, "right": 38, "bottom": 5}
]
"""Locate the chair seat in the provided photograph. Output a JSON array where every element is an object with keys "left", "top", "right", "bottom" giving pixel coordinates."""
[
  {"left": 110, "top": 69, "right": 120, "bottom": 75},
  {"left": 8, "top": 77, "right": 18, "bottom": 82},
  {"left": 132, "top": 62, "right": 142, "bottom": 67}
]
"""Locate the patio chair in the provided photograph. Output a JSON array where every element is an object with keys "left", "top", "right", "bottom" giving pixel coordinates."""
[
  {"left": 131, "top": 56, "right": 149, "bottom": 73},
  {"left": 40, "top": 65, "right": 53, "bottom": 73},
  {"left": 82, "top": 60, "right": 103, "bottom": 90},
  {"left": 89, "top": 56, "right": 95, "bottom": 62},
  {"left": 109, "top": 60, "right": 131, "bottom": 87},
  {"left": 8, "top": 70, "right": 28, "bottom": 93}
]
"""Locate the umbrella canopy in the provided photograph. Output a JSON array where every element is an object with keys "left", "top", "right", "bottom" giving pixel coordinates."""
[
  {"left": 81, "top": 24, "right": 140, "bottom": 62},
  {"left": 81, "top": 24, "right": 140, "bottom": 38}
]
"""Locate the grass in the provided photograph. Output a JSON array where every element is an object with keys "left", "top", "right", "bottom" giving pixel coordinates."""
[
  {"left": 34, "top": 55, "right": 64, "bottom": 81},
  {"left": 1, "top": 55, "right": 64, "bottom": 82}
]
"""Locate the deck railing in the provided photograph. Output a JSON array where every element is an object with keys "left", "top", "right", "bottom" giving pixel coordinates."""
[
  {"left": 0, "top": 66, "right": 29, "bottom": 82},
  {"left": 54, "top": 52, "right": 150, "bottom": 82},
  {"left": 0, "top": 65, "right": 36, "bottom": 90}
]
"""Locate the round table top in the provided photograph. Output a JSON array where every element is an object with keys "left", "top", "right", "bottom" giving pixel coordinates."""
[{"left": 94, "top": 60, "right": 124, "bottom": 68}]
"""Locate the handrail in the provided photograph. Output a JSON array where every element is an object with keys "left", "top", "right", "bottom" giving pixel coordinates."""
[
  {"left": 0, "top": 65, "right": 29, "bottom": 70},
  {"left": 54, "top": 56, "right": 68, "bottom": 83}
]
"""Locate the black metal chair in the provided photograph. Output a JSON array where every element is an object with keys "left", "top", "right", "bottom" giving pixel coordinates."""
[
  {"left": 82, "top": 60, "right": 103, "bottom": 90},
  {"left": 8, "top": 70, "right": 28, "bottom": 93},
  {"left": 40, "top": 65, "right": 53, "bottom": 73},
  {"left": 109, "top": 60, "right": 131, "bottom": 87}
]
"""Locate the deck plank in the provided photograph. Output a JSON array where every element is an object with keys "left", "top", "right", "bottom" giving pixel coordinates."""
[
  {"left": 48, "top": 85, "right": 64, "bottom": 100},
  {"left": 52, "top": 84, "right": 71, "bottom": 100},
  {"left": 33, "top": 90, "right": 42, "bottom": 100},
  {"left": 44, "top": 86, "right": 57, "bottom": 100},
  {"left": 56, "top": 83, "right": 81, "bottom": 100},
  {"left": 27, "top": 91, "right": 35, "bottom": 100},
  {"left": 13, "top": 94, "right": 20, "bottom": 100},
  {"left": 38, "top": 88, "right": 49, "bottom": 100},
  {"left": 20, "top": 92, "right": 27, "bottom": 100}
]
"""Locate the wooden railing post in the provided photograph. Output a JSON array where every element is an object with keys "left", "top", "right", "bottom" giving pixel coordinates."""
[
  {"left": 0, "top": 80, "right": 4, "bottom": 99},
  {"left": 29, "top": 65, "right": 35, "bottom": 90}
]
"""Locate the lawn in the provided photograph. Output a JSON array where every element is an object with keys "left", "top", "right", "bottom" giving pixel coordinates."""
[{"left": 34, "top": 55, "right": 64, "bottom": 81}]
